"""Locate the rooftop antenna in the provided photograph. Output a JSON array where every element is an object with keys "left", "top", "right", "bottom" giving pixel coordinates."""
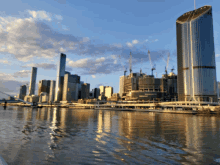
[
  {"left": 129, "top": 52, "right": 132, "bottom": 74},
  {"left": 194, "top": 0, "right": 196, "bottom": 10}
]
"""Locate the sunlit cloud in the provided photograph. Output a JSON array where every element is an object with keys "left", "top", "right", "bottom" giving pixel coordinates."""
[
  {"left": 28, "top": 10, "right": 52, "bottom": 21},
  {"left": 132, "top": 39, "right": 139, "bottom": 44},
  {"left": 126, "top": 42, "right": 133, "bottom": 47}
]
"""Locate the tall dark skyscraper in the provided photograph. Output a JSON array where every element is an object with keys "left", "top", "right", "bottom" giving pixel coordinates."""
[
  {"left": 55, "top": 53, "right": 66, "bottom": 102},
  {"left": 176, "top": 5, "right": 217, "bottom": 102},
  {"left": 29, "top": 67, "right": 37, "bottom": 96},
  {"left": 19, "top": 85, "right": 27, "bottom": 100}
]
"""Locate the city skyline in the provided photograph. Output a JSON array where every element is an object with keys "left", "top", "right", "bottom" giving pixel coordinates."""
[{"left": 1, "top": 0, "right": 220, "bottom": 98}]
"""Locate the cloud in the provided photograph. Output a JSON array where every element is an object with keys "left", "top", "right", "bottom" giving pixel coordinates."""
[
  {"left": 152, "top": 39, "right": 159, "bottom": 42},
  {"left": 0, "top": 10, "right": 80, "bottom": 62},
  {"left": 96, "top": 57, "right": 105, "bottom": 63},
  {"left": 145, "top": 39, "right": 159, "bottom": 43},
  {"left": 67, "top": 57, "right": 122, "bottom": 75},
  {"left": 91, "top": 75, "right": 96, "bottom": 78},
  {"left": 126, "top": 42, "right": 133, "bottom": 47},
  {"left": 23, "top": 63, "right": 57, "bottom": 70},
  {"left": 0, "top": 73, "right": 16, "bottom": 81},
  {"left": 0, "top": 59, "right": 10, "bottom": 64},
  {"left": 67, "top": 57, "right": 106, "bottom": 68},
  {"left": 0, "top": 10, "right": 167, "bottom": 73},
  {"left": 216, "top": 54, "right": 220, "bottom": 58},
  {"left": 28, "top": 10, "right": 52, "bottom": 21},
  {"left": 132, "top": 39, "right": 139, "bottom": 44},
  {"left": 126, "top": 38, "right": 158, "bottom": 48},
  {"left": 13, "top": 70, "right": 31, "bottom": 78}
]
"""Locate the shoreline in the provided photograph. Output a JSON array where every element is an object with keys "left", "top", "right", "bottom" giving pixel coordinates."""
[{"left": 1, "top": 102, "right": 220, "bottom": 115}]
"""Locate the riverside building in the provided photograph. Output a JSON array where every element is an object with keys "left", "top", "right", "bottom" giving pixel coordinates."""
[
  {"left": 28, "top": 67, "right": 37, "bottom": 96},
  {"left": 49, "top": 80, "right": 56, "bottom": 103},
  {"left": 62, "top": 73, "right": 80, "bottom": 102},
  {"left": 19, "top": 85, "right": 27, "bottom": 100},
  {"left": 55, "top": 53, "right": 66, "bottom": 102},
  {"left": 38, "top": 80, "right": 51, "bottom": 96},
  {"left": 120, "top": 71, "right": 177, "bottom": 101},
  {"left": 176, "top": 5, "right": 217, "bottom": 102}
]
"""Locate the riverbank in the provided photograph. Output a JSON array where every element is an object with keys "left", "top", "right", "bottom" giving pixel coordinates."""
[{"left": 1, "top": 102, "right": 220, "bottom": 115}]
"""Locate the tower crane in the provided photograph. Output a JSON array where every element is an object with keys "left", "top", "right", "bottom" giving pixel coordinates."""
[
  {"left": 171, "top": 66, "right": 175, "bottom": 72},
  {"left": 140, "top": 58, "right": 143, "bottom": 74},
  {"left": 148, "top": 50, "right": 156, "bottom": 76},
  {"left": 124, "top": 67, "right": 127, "bottom": 76},
  {"left": 129, "top": 52, "right": 132, "bottom": 74}
]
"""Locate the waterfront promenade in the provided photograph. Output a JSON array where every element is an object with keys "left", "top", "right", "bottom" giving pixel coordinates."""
[{"left": 1, "top": 100, "right": 220, "bottom": 114}]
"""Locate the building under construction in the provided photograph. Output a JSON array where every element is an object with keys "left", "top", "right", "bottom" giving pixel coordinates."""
[
  {"left": 119, "top": 51, "right": 177, "bottom": 101},
  {"left": 120, "top": 72, "right": 177, "bottom": 101}
]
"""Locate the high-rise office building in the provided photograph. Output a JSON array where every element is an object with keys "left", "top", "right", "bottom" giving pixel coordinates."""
[
  {"left": 29, "top": 67, "right": 37, "bottom": 96},
  {"left": 119, "top": 76, "right": 125, "bottom": 97},
  {"left": 105, "top": 86, "right": 113, "bottom": 99},
  {"left": 49, "top": 80, "right": 56, "bottom": 103},
  {"left": 81, "top": 83, "right": 90, "bottom": 99},
  {"left": 38, "top": 80, "right": 51, "bottom": 96},
  {"left": 55, "top": 53, "right": 66, "bottom": 102},
  {"left": 62, "top": 73, "right": 80, "bottom": 102},
  {"left": 99, "top": 86, "right": 105, "bottom": 96},
  {"left": 92, "top": 88, "right": 100, "bottom": 99},
  {"left": 19, "top": 85, "right": 27, "bottom": 100},
  {"left": 176, "top": 5, "right": 217, "bottom": 102},
  {"left": 77, "top": 81, "right": 84, "bottom": 99}
]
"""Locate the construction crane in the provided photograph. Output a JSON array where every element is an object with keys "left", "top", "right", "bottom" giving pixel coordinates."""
[
  {"left": 148, "top": 50, "right": 156, "bottom": 76},
  {"left": 140, "top": 58, "right": 143, "bottom": 75},
  {"left": 171, "top": 66, "right": 175, "bottom": 72},
  {"left": 129, "top": 52, "right": 132, "bottom": 74},
  {"left": 124, "top": 68, "right": 127, "bottom": 76},
  {"left": 165, "top": 52, "right": 170, "bottom": 75}
]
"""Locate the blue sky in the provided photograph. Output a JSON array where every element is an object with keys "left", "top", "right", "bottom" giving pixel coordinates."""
[{"left": 0, "top": 0, "right": 220, "bottom": 98}]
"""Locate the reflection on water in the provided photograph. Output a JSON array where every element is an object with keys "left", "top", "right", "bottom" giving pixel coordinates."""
[{"left": 1, "top": 107, "right": 220, "bottom": 164}]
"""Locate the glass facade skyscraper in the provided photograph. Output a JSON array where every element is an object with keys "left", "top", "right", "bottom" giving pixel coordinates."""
[
  {"left": 29, "top": 67, "right": 37, "bottom": 96},
  {"left": 176, "top": 5, "right": 217, "bottom": 102},
  {"left": 55, "top": 53, "right": 66, "bottom": 102}
]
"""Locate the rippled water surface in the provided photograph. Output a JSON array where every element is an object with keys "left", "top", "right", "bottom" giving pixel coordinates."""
[{"left": 1, "top": 106, "right": 220, "bottom": 164}]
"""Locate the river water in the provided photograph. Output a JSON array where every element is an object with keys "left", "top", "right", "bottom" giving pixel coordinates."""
[{"left": 1, "top": 106, "right": 220, "bottom": 164}]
